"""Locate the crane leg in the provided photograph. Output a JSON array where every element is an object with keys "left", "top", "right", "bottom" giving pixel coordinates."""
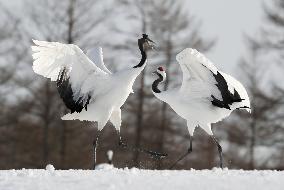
[
  {"left": 169, "top": 135, "right": 193, "bottom": 169},
  {"left": 211, "top": 135, "right": 223, "bottom": 169},
  {"left": 93, "top": 130, "right": 101, "bottom": 169},
  {"left": 117, "top": 131, "right": 167, "bottom": 160}
]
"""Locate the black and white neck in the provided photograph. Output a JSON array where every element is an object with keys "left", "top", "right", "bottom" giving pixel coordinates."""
[
  {"left": 133, "top": 39, "right": 147, "bottom": 68},
  {"left": 152, "top": 72, "right": 166, "bottom": 93}
]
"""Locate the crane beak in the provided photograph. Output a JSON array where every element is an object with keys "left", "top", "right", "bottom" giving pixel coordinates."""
[
  {"left": 152, "top": 71, "right": 158, "bottom": 75},
  {"left": 146, "top": 37, "right": 156, "bottom": 50},
  {"left": 147, "top": 37, "right": 155, "bottom": 44}
]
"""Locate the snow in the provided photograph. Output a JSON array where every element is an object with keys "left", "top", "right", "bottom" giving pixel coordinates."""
[
  {"left": 95, "top": 163, "right": 114, "bottom": 170},
  {"left": 45, "top": 164, "right": 55, "bottom": 172},
  {"left": 0, "top": 165, "right": 283, "bottom": 190}
]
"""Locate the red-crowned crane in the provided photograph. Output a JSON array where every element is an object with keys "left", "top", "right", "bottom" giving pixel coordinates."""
[
  {"left": 152, "top": 48, "right": 250, "bottom": 169},
  {"left": 31, "top": 34, "right": 166, "bottom": 169}
]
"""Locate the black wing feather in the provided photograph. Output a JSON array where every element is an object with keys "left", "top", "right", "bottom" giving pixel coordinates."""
[
  {"left": 56, "top": 68, "right": 90, "bottom": 113},
  {"left": 211, "top": 71, "right": 243, "bottom": 110}
]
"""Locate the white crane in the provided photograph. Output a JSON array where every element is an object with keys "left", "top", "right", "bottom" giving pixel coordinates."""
[
  {"left": 31, "top": 34, "right": 166, "bottom": 169},
  {"left": 152, "top": 48, "right": 250, "bottom": 169}
]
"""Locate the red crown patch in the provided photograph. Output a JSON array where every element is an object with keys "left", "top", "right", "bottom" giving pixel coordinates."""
[{"left": 158, "top": 67, "right": 164, "bottom": 71}]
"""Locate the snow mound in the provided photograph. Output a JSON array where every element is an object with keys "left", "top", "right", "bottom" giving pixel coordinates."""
[
  {"left": 45, "top": 164, "right": 55, "bottom": 172},
  {"left": 95, "top": 164, "right": 114, "bottom": 170},
  {"left": 0, "top": 168, "right": 283, "bottom": 190}
]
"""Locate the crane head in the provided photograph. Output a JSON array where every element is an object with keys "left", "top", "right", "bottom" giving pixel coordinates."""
[
  {"left": 138, "top": 34, "right": 156, "bottom": 51},
  {"left": 153, "top": 66, "right": 166, "bottom": 81}
]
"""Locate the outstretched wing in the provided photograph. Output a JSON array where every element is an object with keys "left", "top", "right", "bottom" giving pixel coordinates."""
[
  {"left": 176, "top": 48, "right": 250, "bottom": 111},
  {"left": 32, "top": 40, "right": 110, "bottom": 113},
  {"left": 177, "top": 48, "right": 219, "bottom": 100},
  {"left": 86, "top": 47, "right": 112, "bottom": 74},
  {"left": 177, "top": 48, "right": 218, "bottom": 91}
]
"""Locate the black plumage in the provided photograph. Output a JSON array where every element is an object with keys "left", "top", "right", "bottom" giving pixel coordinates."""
[
  {"left": 56, "top": 68, "right": 90, "bottom": 113},
  {"left": 152, "top": 72, "right": 163, "bottom": 93},
  {"left": 211, "top": 71, "right": 243, "bottom": 110}
]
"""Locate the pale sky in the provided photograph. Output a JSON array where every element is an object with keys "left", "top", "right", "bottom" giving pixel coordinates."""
[{"left": 188, "top": 0, "right": 264, "bottom": 73}]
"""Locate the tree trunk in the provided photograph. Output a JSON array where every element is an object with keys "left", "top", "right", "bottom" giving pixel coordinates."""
[
  {"left": 249, "top": 122, "right": 256, "bottom": 169},
  {"left": 157, "top": 39, "right": 172, "bottom": 169},
  {"left": 59, "top": 120, "right": 67, "bottom": 169},
  {"left": 58, "top": 0, "right": 75, "bottom": 169},
  {"left": 133, "top": 70, "right": 145, "bottom": 167},
  {"left": 133, "top": 5, "right": 147, "bottom": 167},
  {"left": 43, "top": 81, "right": 50, "bottom": 166}
]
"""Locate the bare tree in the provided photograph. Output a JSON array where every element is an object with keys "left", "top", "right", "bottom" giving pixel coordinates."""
[
  {"left": 0, "top": 3, "right": 31, "bottom": 168},
  {"left": 223, "top": 35, "right": 284, "bottom": 169},
  {"left": 244, "top": 0, "right": 284, "bottom": 169},
  {"left": 0, "top": 0, "right": 114, "bottom": 169}
]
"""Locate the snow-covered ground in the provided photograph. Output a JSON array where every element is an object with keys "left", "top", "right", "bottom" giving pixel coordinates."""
[{"left": 0, "top": 165, "right": 283, "bottom": 190}]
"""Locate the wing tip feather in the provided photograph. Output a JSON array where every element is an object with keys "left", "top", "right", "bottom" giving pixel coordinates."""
[
  {"left": 176, "top": 48, "right": 203, "bottom": 62},
  {"left": 32, "top": 39, "right": 42, "bottom": 45}
]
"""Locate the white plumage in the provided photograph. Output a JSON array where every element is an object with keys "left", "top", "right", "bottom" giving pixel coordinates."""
[
  {"left": 153, "top": 48, "right": 250, "bottom": 135},
  {"left": 31, "top": 34, "right": 158, "bottom": 168},
  {"left": 86, "top": 47, "right": 112, "bottom": 74},
  {"left": 32, "top": 39, "right": 147, "bottom": 131},
  {"left": 32, "top": 40, "right": 133, "bottom": 130},
  {"left": 152, "top": 48, "right": 250, "bottom": 168}
]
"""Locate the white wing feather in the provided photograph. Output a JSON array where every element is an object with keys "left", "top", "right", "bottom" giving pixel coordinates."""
[
  {"left": 31, "top": 40, "right": 109, "bottom": 102},
  {"left": 177, "top": 48, "right": 218, "bottom": 86},
  {"left": 176, "top": 48, "right": 250, "bottom": 110},
  {"left": 86, "top": 47, "right": 112, "bottom": 74},
  {"left": 177, "top": 48, "right": 220, "bottom": 99}
]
